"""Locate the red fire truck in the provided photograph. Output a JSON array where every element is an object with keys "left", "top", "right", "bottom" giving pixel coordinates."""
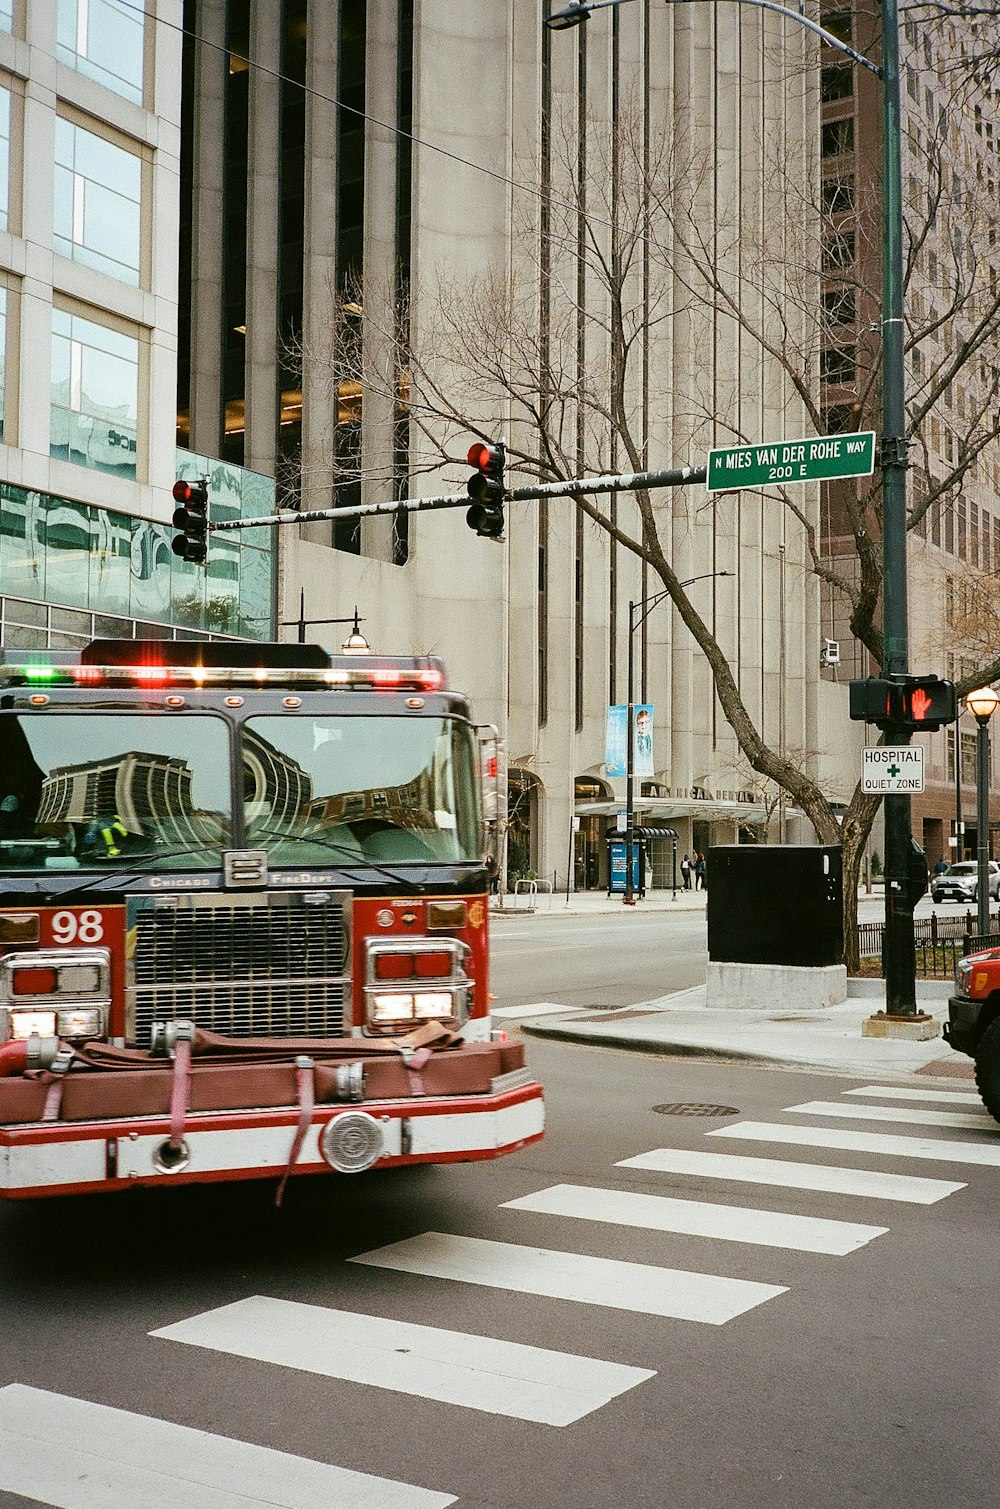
[{"left": 0, "top": 638, "right": 543, "bottom": 1199}]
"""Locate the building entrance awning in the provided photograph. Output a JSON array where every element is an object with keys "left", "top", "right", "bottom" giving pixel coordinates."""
[{"left": 575, "top": 798, "right": 768, "bottom": 824}]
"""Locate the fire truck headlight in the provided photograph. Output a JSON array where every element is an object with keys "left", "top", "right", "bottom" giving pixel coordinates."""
[
  {"left": 8, "top": 1009, "right": 58, "bottom": 1040},
  {"left": 412, "top": 991, "right": 455, "bottom": 1019},
  {"left": 371, "top": 993, "right": 416, "bottom": 1024},
  {"left": 56, "top": 1006, "right": 106, "bottom": 1039}
]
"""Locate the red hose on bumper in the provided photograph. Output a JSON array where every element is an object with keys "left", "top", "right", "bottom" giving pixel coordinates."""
[{"left": 0, "top": 1042, "right": 28, "bottom": 1077}]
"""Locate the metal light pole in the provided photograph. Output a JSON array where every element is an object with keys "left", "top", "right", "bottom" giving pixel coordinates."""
[
  {"left": 966, "top": 686, "right": 999, "bottom": 938},
  {"left": 623, "top": 574, "right": 731, "bottom": 906},
  {"left": 547, "top": 0, "right": 911, "bottom": 997},
  {"left": 954, "top": 703, "right": 965, "bottom": 862}
]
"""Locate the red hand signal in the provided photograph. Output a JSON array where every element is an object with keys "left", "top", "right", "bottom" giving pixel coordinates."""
[{"left": 910, "top": 687, "right": 932, "bottom": 720}]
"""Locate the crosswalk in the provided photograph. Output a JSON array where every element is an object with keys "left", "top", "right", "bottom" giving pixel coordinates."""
[{"left": 3, "top": 1077, "right": 997, "bottom": 1506}]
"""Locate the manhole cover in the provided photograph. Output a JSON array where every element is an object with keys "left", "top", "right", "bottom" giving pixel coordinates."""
[{"left": 652, "top": 1103, "right": 740, "bottom": 1117}]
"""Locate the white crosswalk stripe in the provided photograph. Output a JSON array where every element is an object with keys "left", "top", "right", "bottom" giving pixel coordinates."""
[
  {"left": 709, "top": 1118, "right": 1000, "bottom": 1166},
  {"left": 501, "top": 1182, "right": 887, "bottom": 1253},
  {"left": 0, "top": 1384, "right": 456, "bottom": 1509},
  {"left": 785, "top": 1099, "right": 997, "bottom": 1132},
  {"left": 616, "top": 1146, "right": 965, "bottom": 1203},
  {"left": 845, "top": 1085, "right": 984, "bottom": 1106},
  {"left": 350, "top": 1231, "right": 788, "bottom": 1324},
  {"left": 151, "top": 1295, "right": 654, "bottom": 1426}
]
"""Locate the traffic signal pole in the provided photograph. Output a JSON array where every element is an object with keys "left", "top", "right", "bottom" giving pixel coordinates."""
[
  {"left": 878, "top": 0, "right": 917, "bottom": 1017},
  {"left": 208, "top": 463, "right": 708, "bottom": 534}
]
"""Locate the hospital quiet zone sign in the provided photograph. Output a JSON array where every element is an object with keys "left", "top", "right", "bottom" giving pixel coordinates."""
[{"left": 862, "top": 745, "right": 925, "bottom": 794}]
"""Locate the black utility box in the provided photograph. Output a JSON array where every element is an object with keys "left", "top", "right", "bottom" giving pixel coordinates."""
[{"left": 707, "top": 845, "right": 843, "bottom": 967}]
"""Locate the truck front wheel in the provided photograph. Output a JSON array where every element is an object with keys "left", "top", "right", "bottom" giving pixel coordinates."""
[{"left": 974, "top": 1015, "right": 1000, "bottom": 1125}]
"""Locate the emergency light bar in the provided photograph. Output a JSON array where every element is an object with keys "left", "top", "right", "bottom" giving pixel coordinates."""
[{"left": 0, "top": 642, "right": 447, "bottom": 693}]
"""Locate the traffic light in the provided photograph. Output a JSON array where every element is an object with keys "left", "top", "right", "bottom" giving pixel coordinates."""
[
  {"left": 849, "top": 674, "right": 956, "bottom": 731},
  {"left": 171, "top": 477, "right": 210, "bottom": 565},
  {"left": 466, "top": 441, "right": 505, "bottom": 538}
]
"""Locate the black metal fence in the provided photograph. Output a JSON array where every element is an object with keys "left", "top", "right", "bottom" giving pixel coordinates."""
[{"left": 858, "top": 911, "right": 1000, "bottom": 979}]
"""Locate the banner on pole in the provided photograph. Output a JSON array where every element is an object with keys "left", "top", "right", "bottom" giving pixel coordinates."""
[{"left": 605, "top": 704, "right": 654, "bottom": 778}]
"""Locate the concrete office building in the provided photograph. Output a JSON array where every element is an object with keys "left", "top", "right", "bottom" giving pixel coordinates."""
[
  {"left": 173, "top": 0, "right": 850, "bottom": 890},
  {"left": 0, "top": 2, "right": 849, "bottom": 892},
  {"left": 818, "top": 4, "right": 1000, "bottom": 870}
]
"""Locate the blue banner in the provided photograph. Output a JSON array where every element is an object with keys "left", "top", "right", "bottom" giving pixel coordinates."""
[{"left": 606, "top": 704, "right": 654, "bottom": 778}]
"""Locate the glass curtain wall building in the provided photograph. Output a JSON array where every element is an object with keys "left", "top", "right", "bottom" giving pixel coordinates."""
[{"left": 0, "top": 0, "right": 275, "bottom": 650}]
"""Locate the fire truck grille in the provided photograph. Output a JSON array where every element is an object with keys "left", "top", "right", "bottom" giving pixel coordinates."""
[{"left": 128, "top": 892, "right": 351, "bottom": 1046}]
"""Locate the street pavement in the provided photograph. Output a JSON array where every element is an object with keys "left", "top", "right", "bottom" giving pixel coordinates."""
[{"left": 492, "top": 886, "right": 972, "bottom": 1083}]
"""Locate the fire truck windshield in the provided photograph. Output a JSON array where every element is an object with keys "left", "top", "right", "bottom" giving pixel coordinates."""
[
  {"left": 243, "top": 714, "right": 482, "bottom": 866},
  {"left": 0, "top": 711, "right": 233, "bottom": 869}
]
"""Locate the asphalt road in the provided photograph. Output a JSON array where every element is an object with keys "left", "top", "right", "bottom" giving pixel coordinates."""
[
  {"left": 489, "top": 891, "right": 977, "bottom": 1013},
  {"left": 2, "top": 1039, "right": 997, "bottom": 1509},
  {"left": 490, "top": 908, "right": 710, "bottom": 1009}
]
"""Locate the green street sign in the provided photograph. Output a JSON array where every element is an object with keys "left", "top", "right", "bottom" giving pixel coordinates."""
[{"left": 707, "top": 431, "right": 876, "bottom": 492}]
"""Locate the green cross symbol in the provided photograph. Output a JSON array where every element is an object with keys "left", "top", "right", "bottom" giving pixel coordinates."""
[{"left": 887, "top": 762, "right": 901, "bottom": 779}]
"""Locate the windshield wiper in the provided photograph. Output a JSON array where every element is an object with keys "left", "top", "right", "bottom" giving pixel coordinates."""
[
  {"left": 37, "top": 845, "right": 226, "bottom": 901},
  {"left": 248, "top": 826, "right": 428, "bottom": 893}
]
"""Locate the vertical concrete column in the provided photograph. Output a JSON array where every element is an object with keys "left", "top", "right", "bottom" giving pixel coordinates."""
[
  {"left": 188, "top": 0, "right": 226, "bottom": 457},
  {"left": 300, "top": 0, "right": 338, "bottom": 539},
  {"left": 244, "top": 0, "right": 280, "bottom": 477},
  {"left": 361, "top": 2, "right": 399, "bottom": 563}
]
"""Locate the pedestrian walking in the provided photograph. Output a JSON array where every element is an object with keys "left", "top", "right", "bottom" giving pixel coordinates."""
[
  {"left": 694, "top": 852, "right": 706, "bottom": 890},
  {"left": 680, "top": 853, "right": 692, "bottom": 889}
]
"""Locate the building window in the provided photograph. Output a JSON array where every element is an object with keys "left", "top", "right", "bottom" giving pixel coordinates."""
[
  {"left": 822, "top": 287, "right": 856, "bottom": 328},
  {"left": 820, "top": 345, "right": 856, "bottom": 384},
  {"left": 50, "top": 307, "right": 139, "bottom": 479},
  {"left": 0, "top": 285, "right": 6, "bottom": 442},
  {"left": 0, "top": 85, "right": 9, "bottom": 234},
  {"left": 56, "top": 0, "right": 145, "bottom": 106},
  {"left": 821, "top": 118, "right": 854, "bottom": 158},
  {"left": 822, "top": 229, "right": 855, "bottom": 271},
  {"left": 821, "top": 65, "right": 853, "bottom": 102},
  {"left": 822, "top": 175, "right": 854, "bottom": 214},
  {"left": 0, "top": 1, "right": 10, "bottom": 33},
  {"left": 53, "top": 117, "right": 142, "bottom": 286},
  {"left": 821, "top": 9, "right": 852, "bottom": 44}
]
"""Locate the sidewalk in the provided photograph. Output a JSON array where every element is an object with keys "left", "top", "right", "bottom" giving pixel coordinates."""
[
  {"left": 513, "top": 982, "right": 968, "bottom": 1080},
  {"left": 493, "top": 887, "right": 975, "bottom": 1082}
]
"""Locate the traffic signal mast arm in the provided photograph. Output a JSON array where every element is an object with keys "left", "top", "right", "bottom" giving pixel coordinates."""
[{"left": 209, "top": 463, "right": 709, "bottom": 532}]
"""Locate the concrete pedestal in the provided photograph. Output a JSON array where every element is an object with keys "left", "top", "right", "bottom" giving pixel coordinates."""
[
  {"left": 706, "top": 960, "right": 848, "bottom": 1011},
  {"left": 861, "top": 1011, "right": 941, "bottom": 1040}
]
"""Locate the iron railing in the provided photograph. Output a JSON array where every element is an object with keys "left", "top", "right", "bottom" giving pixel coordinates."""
[{"left": 858, "top": 910, "right": 1000, "bottom": 979}]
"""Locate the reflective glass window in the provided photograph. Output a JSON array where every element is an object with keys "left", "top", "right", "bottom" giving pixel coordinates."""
[
  {"left": 56, "top": 0, "right": 145, "bottom": 106},
  {"left": 244, "top": 716, "right": 482, "bottom": 867},
  {"left": 0, "top": 712, "right": 233, "bottom": 871},
  {"left": 0, "top": 285, "right": 7, "bottom": 441},
  {"left": 50, "top": 308, "right": 139, "bottom": 479},
  {"left": 54, "top": 118, "right": 141, "bottom": 285},
  {"left": 0, "top": 2, "right": 11, "bottom": 34},
  {"left": 0, "top": 87, "right": 10, "bottom": 233}
]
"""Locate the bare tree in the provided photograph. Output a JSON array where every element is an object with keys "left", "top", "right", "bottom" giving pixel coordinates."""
[{"left": 293, "top": 85, "right": 1000, "bottom": 968}]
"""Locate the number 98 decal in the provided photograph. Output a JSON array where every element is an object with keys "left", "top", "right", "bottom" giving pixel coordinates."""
[{"left": 50, "top": 909, "right": 106, "bottom": 944}]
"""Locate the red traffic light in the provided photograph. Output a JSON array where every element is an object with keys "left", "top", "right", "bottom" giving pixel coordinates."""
[
  {"left": 172, "top": 479, "right": 209, "bottom": 506},
  {"left": 467, "top": 442, "right": 502, "bottom": 472}
]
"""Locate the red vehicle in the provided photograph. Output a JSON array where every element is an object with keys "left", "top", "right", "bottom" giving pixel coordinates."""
[{"left": 0, "top": 639, "right": 543, "bottom": 1198}]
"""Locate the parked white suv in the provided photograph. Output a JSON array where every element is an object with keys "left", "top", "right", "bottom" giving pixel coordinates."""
[{"left": 930, "top": 861, "right": 1000, "bottom": 903}]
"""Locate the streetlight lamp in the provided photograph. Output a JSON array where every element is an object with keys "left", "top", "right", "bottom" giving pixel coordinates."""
[
  {"left": 547, "top": 0, "right": 916, "bottom": 1008},
  {"left": 623, "top": 573, "right": 732, "bottom": 905},
  {"left": 965, "top": 685, "right": 998, "bottom": 938}
]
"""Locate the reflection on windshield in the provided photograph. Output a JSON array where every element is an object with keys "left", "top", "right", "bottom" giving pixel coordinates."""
[
  {"left": 0, "top": 713, "right": 232, "bottom": 869},
  {"left": 243, "top": 716, "right": 481, "bottom": 866}
]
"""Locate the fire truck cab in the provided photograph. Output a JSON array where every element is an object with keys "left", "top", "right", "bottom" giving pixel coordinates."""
[{"left": 0, "top": 639, "right": 543, "bottom": 1199}]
